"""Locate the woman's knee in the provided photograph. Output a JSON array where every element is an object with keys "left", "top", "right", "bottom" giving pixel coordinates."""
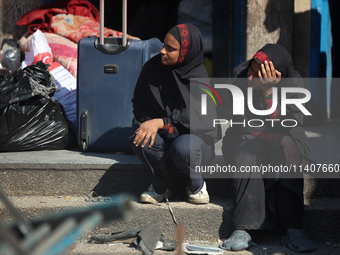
[
  {"left": 129, "top": 133, "right": 164, "bottom": 156},
  {"left": 170, "top": 135, "right": 209, "bottom": 165},
  {"left": 170, "top": 135, "right": 191, "bottom": 159},
  {"left": 129, "top": 134, "right": 136, "bottom": 146}
]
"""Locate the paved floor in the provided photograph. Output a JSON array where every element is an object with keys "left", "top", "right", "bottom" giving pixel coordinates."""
[{"left": 69, "top": 241, "right": 340, "bottom": 255}]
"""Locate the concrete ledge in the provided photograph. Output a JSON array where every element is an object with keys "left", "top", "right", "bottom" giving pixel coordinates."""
[
  {"left": 0, "top": 150, "right": 143, "bottom": 170},
  {"left": 0, "top": 150, "right": 339, "bottom": 198},
  {"left": 1, "top": 120, "right": 340, "bottom": 199},
  {"left": 2, "top": 196, "right": 340, "bottom": 243}
]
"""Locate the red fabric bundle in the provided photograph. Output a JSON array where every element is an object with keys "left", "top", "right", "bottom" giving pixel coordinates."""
[{"left": 16, "top": 0, "right": 100, "bottom": 33}]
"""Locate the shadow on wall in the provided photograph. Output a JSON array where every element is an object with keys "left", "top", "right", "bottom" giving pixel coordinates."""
[
  {"left": 264, "top": 0, "right": 326, "bottom": 126},
  {"left": 263, "top": 0, "right": 294, "bottom": 56}
]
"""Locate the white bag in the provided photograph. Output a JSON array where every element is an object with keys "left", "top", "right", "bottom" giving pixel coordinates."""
[{"left": 22, "top": 29, "right": 77, "bottom": 126}]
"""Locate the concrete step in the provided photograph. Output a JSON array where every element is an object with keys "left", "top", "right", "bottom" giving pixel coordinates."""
[
  {"left": 0, "top": 121, "right": 339, "bottom": 254},
  {"left": 0, "top": 150, "right": 339, "bottom": 199},
  {"left": 1, "top": 195, "right": 340, "bottom": 244},
  {"left": 0, "top": 150, "right": 146, "bottom": 197},
  {"left": 0, "top": 120, "right": 339, "bottom": 198}
]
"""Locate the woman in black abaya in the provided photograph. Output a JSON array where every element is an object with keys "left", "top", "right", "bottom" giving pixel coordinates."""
[
  {"left": 130, "top": 24, "right": 220, "bottom": 204},
  {"left": 221, "top": 44, "right": 315, "bottom": 253}
]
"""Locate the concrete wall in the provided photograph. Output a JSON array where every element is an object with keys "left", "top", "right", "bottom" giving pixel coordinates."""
[
  {"left": 0, "top": 0, "right": 43, "bottom": 42},
  {"left": 246, "top": 0, "right": 311, "bottom": 78},
  {"left": 246, "top": 0, "right": 294, "bottom": 60}
]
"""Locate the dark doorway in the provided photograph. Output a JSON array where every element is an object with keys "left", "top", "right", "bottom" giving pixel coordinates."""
[{"left": 88, "top": 0, "right": 180, "bottom": 41}]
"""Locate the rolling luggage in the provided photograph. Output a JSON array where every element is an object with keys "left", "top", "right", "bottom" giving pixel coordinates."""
[{"left": 77, "top": 0, "right": 163, "bottom": 152}]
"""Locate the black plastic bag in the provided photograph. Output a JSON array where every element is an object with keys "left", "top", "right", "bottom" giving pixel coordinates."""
[
  {"left": 0, "top": 61, "right": 69, "bottom": 151},
  {"left": 0, "top": 61, "right": 57, "bottom": 109},
  {"left": 0, "top": 48, "right": 21, "bottom": 72},
  {"left": 0, "top": 39, "right": 22, "bottom": 79}
]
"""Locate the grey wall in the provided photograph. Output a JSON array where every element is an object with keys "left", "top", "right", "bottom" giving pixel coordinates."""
[
  {"left": 246, "top": 0, "right": 311, "bottom": 78},
  {"left": 0, "top": 0, "right": 44, "bottom": 42},
  {"left": 246, "top": 0, "right": 294, "bottom": 60}
]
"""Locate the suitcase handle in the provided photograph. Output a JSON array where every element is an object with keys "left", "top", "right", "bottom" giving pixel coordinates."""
[
  {"left": 122, "top": 0, "right": 127, "bottom": 46},
  {"left": 95, "top": 38, "right": 130, "bottom": 55},
  {"left": 99, "top": 0, "right": 104, "bottom": 45},
  {"left": 99, "top": 0, "right": 127, "bottom": 46}
]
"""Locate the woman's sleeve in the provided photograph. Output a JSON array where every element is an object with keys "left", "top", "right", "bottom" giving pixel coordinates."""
[
  {"left": 132, "top": 70, "right": 153, "bottom": 123},
  {"left": 158, "top": 117, "right": 181, "bottom": 139},
  {"left": 132, "top": 68, "right": 182, "bottom": 140}
]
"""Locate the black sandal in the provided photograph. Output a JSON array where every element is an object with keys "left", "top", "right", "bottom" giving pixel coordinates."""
[{"left": 281, "top": 229, "right": 316, "bottom": 253}]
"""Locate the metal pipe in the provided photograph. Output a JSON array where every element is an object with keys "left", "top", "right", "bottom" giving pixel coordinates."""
[
  {"left": 122, "top": 0, "right": 127, "bottom": 46},
  {"left": 99, "top": 0, "right": 104, "bottom": 45}
]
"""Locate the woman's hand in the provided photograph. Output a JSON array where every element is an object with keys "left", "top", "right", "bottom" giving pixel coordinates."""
[
  {"left": 133, "top": 118, "right": 164, "bottom": 148},
  {"left": 280, "top": 135, "right": 301, "bottom": 167},
  {"left": 258, "top": 61, "right": 282, "bottom": 97}
]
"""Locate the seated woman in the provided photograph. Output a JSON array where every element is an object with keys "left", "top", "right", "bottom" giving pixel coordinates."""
[
  {"left": 130, "top": 24, "right": 220, "bottom": 204},
  {"left": 221, "top": 44, "right": 316, "bottom": 253}
]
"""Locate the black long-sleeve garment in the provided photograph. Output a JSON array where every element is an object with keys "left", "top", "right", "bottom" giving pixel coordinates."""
[
  {"left": 132, "top": 24, "right": 220, "bottom": 146},
  {"left": 222, "top": 44, "right": 310, "bottom": 230},
  {"left": 227, "top": 43, "right": 310, "bottom": 157}
]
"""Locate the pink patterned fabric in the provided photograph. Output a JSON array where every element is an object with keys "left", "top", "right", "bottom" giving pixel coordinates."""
[
  {"left": 51, "top": 14, "right": 139, "bottom": 44},
  {"left": 44, "top": 33, "right": 78, "bottom": 77},
  {"left": 19, "top": 32, "right": 78, "bottom": 77}
]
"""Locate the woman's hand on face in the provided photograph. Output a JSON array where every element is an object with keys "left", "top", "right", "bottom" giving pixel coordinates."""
[
  {"left": 133, "top": 118, "right": 164, "bottom": 148},
  {"left": 258, "top": 61, "right": 282, "bottom": 97},
  {"left": 280, "top": 135, "right": 301, "bottom": 167}
]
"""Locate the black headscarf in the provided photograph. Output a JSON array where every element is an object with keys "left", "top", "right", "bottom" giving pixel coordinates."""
[
  {"left": 132, "top": 24, "right": 220, "bottom": 145},
  {"left": 233, "top": 43, "right": 302, "bottom": 83},
  {"left": 229, "top": 43, "right": 309, "bottom": 156},
  {"left": 232, "top": 43, "right": 306, "bottom": 120}
]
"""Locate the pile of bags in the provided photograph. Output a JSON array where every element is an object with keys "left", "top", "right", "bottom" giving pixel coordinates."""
[
  {"left": 0, "top": 0, "right": 125, "bottom": 152},
  {"left": 0, "top": 61, "right": 70, "bottom": 151},
  {"left": 0, "top": 0, "right": 140, "bottom": 152},
  {"left": 0, "top": 31, "right": 76, "bottom": 152}
]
